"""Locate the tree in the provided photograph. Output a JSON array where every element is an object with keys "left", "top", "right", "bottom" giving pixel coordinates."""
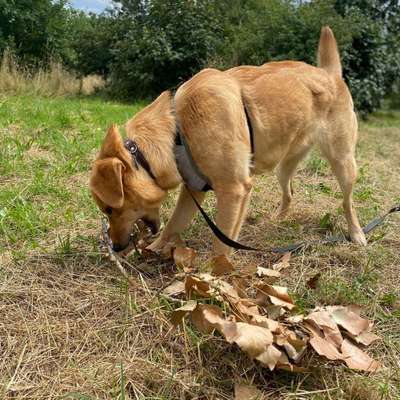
[
  {"left": 108, "top": 0, "right": 223, "bottom": 98},
  {"left": 65, "top": 10, "right": 116, "bottom": 76},
  {"left": 0, "top": 0, "right": 70, "bottom": 65},
  {"left": 334, "top": 0, "right": 400, "bottom": 114}
]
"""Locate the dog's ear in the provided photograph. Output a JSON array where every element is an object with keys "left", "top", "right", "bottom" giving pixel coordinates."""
[
  {"left": 90, "top": 158, "right": 126, "bottom": 208},
  {"left": 100, "top": 125, "right": 124, "bottom": 158}
]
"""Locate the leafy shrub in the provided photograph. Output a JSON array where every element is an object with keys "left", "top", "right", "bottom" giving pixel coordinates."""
[
  {"left": 108, "top": 0, "right": 222, "bottom": 98},
  {"left": 0, "top": 0, "right": 70, "bottom": 65}
]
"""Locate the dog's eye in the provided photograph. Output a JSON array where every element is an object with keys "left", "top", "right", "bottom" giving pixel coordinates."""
[{"left": 105, "top": 207, "right": 112, "bottom": 216}]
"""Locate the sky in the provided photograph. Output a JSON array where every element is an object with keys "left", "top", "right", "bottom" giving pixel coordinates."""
[{"left": 69, "top": 0, "right": 115, "bottom": 13}]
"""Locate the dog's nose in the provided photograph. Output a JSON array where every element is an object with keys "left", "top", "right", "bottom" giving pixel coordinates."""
[{"left": 112, "top": 243, "right": 124, "bottom": 252}]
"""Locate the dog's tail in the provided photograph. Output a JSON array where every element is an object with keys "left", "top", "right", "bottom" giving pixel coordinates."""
[{"left": 317, "top": 26, "right": 342, "bottom": 77}]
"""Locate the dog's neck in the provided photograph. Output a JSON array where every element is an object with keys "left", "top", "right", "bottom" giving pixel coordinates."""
[{"left": 125, "top": 91, "right": 182, "bottom": 190}]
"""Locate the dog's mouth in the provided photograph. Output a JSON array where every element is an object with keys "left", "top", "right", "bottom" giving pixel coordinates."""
[{"left": 140, "top": 217, "right": 160, "bottom": 235}]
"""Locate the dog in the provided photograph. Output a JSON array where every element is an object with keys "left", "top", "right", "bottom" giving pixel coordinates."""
[{"left": 90, "top": 26, "right": 367, "bottom": 256}]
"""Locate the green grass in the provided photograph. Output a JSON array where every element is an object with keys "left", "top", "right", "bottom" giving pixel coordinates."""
[
  {"left": 0, "top": 95, "right": 399, "bottom": 399},
  {"left": 0, "top": 95, "right": 144, "bottom": 253}
]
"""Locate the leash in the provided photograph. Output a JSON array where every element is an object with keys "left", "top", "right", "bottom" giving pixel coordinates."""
[
  {"left": 124, "top": 91, "right": 399, "bottom": 254},
  {"left": 187, "top": 187, "right": 400, "bottom": 254}
]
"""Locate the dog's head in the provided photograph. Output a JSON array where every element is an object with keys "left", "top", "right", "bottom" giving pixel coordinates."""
[{"left": 90, "top": 125, "right": 166, "bottom": 251}]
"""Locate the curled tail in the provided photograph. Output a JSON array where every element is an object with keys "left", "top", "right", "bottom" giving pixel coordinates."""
[{"left": 317, "top": 26, "right": 342, "bottom": 77}]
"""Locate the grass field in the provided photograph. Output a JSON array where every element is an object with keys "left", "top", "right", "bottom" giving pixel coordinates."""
[{"left": 0, "top": 93, "right": 399, "bottom": 399}]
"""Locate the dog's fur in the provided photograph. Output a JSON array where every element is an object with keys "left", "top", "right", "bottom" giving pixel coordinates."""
[{"left": 90, "top": 27, "right": 367, "bottom": 255}]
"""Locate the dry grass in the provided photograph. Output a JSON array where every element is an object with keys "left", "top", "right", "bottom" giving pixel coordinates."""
[
  {"left": 0, "top": 50, "right": 104, "bottom": 97},
  {"left": 0, "top": 95, "right": 399, "bottom": 399}
]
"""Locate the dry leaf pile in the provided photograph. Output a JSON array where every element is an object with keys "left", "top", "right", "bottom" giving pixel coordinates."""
[{"left": 161, "top": 248, "right": 382, "bottom": 373}]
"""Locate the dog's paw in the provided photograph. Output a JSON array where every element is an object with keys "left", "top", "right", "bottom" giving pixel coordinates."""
[
  {"left": 350, "top": 230, "right": 367, "bottom": 246},
  {"left": 146, "top": 233, "right": 184, "bottom": 253},
  {"left": 146, "top": 237, "right": 166, "bottom": 252},
  {"left": 273, "top": 206, "right": 290, "bottom": 220}
]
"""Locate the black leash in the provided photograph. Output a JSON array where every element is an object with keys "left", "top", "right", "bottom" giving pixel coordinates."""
[
  {"left": 124, "top": 91, "right": 399, "bottom": 255},
  {"left": 187, "top": 187, "right": 400, "bottom": 254}
]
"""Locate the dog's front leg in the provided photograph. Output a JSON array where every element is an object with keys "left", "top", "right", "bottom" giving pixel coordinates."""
[
  {"left": 213, "top": 181, "right": 252, "bottom": 256},
  {"left": 147, "top": 185, "right": 205, "bottom": 251}
]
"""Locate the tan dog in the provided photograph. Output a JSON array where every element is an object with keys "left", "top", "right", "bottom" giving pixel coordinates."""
[{"left": 90, "top": 27, "right": 367, "bottom": 255}]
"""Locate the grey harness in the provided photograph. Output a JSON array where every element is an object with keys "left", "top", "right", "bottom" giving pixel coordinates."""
[
  {"left": 174, "top": 124, "right": 212, "bottom": 192},
  {"left": 172, "top": 95, "right": 254, "bottom": 193}
]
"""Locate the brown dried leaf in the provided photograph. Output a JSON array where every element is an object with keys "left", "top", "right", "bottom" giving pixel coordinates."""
[
  {"left": 272, "top": 252, "right": 291, "bottom": 271},
  {"left": 303, "top": 320, "right": 323, "bottom": 338},
  {"left": 171, "top": 300, "right": 198, "bottom": 326},
  {"left": 211, "top": 255, "right": 235, "bottom": 276},
  {"left": 234, "top": 383, "right": 263, "bottom": 400},
  {"left": 211, "top": 278, "right": 241, "bottom": 301},
  {"left": 159, "top": 233, "right": 186, "bottom": 259},
  {"left": 173, "top": 247, "right": 196, "bottom": 272},
  {"left": 185, "top": 276, "right": 213, "bottom": 298},
  {"left": 266, "top": 305, "right": 286, "bottom": 320},
  {"left": 306, "top": 272, "right": 321, "bottom": 289},
  {"left": 221, "top": 322, "right": 274, "bottom": 358},
  {"left": 329, "top": 306, "right": 370, "bottom": 336},
  {"left": 286, "top": 315, "right": 304, "bottom": 324},
  {"left": 256, "top": 344, "right": 282, "bottom": 371},
  {"left": 341, "top": 339, "right": 381, "bottom": 372},
  {"left": 306, "top": 311, "right": 343, "bottom": 347},
  {"left": 250, "top": 315, "right": 281, "bottom": 333},
  {"left": 256, "top": 266, "right": 281, "bottom": 281},
  {"left": 277, "top": 363, "right": 309, "bottom": 373},
  {"left": 348, "top": 331, "right": 381, "bottom": 346},
  {"left": 256, "top": 284, "right": 295, "bottom": 310},
  {"left": 232, "top": 277, "right": 249, "bottom": 298},
  {"left": 190, "top": 304, "right": 225, "bottom": 334},
  {"left": 162, "top": 280, "right": 185, "bottom": 297},
  {"left": 234, "top": 298, "right": 260, "bottom": 318},
  {"left": 284, "top": 336, "right": 308, "bottom": 363},
  {"left": 309, "top": 335, "right": 343, "bottom": 360}
]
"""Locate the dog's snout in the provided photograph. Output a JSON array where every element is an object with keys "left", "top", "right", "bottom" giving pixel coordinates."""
[{"left": 112, "top": 243, "right": 125, "bottom": 252}]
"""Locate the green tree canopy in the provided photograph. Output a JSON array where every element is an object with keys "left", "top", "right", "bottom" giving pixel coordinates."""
[{"left": 0, "top": 0, "right": 70, "bottom": 64}]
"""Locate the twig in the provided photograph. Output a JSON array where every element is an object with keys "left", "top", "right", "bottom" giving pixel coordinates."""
[{"left": 101, "top": 219, "right": 142, "bottom": 288}]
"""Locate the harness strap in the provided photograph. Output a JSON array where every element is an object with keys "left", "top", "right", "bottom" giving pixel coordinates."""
[{"left": 243, "top": 100, "right": 255, "bottom": 155}]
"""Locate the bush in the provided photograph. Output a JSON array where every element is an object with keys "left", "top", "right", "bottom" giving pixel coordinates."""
[
  {"left": 108, "top": 0, "right": 222, "bottom": 99},
  {"left": 64, "top": 11, "right": 116, "bottom": 76},
  {"left": 335, "top": 0, "right": 400, "bottom": 115},
  {"left": 0, "top": 0, "right": 70, "bottom": 65},
  {"left": 215, "top": 0, "right": 356, "bottom": 67}
]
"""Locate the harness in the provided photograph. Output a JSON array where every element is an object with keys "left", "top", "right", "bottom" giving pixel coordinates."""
[{"left": 123, "top": 93, "right": 400, "bottom": 254}]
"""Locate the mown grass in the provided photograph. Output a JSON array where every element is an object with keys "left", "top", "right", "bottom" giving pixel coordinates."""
[{"left": 0, "top": 93, "right": 399, "bottom": 399}]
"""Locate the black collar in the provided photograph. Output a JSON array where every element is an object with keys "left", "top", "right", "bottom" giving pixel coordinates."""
[{"left": 123, "top": 138, "right": 156, "bottom": 180}]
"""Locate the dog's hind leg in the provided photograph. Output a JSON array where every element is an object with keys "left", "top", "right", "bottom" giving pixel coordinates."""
[
  {"left": 319, "top": 117, "right": 367, "bottom": 246},
  {"left": 147, "top": 186, "right": 205, "bottom": 251},
  {"left": 275, "top": 143, "right": 312, "bottom": 218}
]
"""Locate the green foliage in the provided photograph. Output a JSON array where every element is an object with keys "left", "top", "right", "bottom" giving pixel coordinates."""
[
  {"left": 0, "top": 0, "right": 70, "bottom": 65},
  {"left": 335, "top": 0, "right": 400, "bottom": 115},
  {"left": 1, "top": 0, "right": 399, "bottom": 114},
  {"left": 64, "top": 11, "right": 116, "bottom": 76},
  {"left": 108, "top": 0, "right": 222, "bottom": 98},
  {"left": 215, "top": 0, "right": 356, "bottom": 67}
]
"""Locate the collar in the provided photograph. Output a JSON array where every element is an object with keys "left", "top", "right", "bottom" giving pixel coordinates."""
[{"left": 123, "top": 138, "right": 156, "bottom": 180}]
